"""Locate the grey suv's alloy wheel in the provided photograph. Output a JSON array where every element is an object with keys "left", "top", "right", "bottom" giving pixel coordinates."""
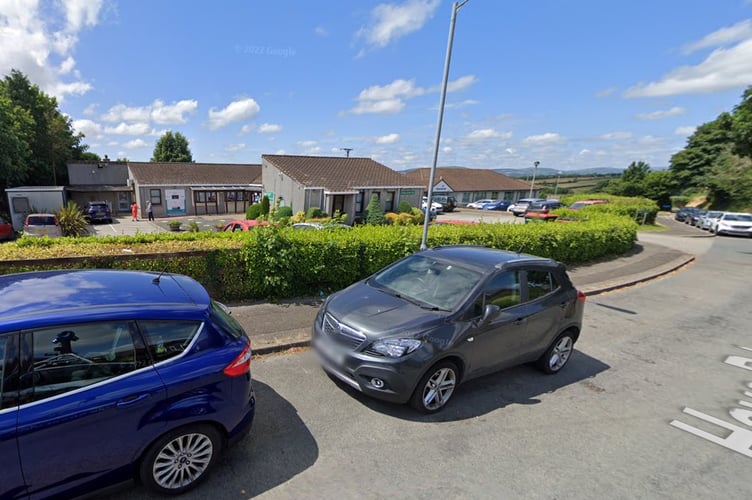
[
  {"left": 410, "top": 360, "right": 458, "bottom": 413},
  {"left": 139, "top": 424, "right": 223, "bottom": 495},
  {"left": 537, "top": 332, "right": 575, "bottom": 374}
]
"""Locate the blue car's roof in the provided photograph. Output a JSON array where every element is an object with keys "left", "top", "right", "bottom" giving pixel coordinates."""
[{"left": 0, "top": 269, "right": 211, "bottom": 332}]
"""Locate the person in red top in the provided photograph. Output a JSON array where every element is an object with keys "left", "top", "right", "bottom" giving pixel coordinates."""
[{"left": 131, "top": 202, "right": 139, "bottom": 222}]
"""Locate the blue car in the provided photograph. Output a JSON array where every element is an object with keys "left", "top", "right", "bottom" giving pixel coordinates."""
[
  {"left": 481, "top": 199, "right": 512, "bottom": 211},
  {"left": 0, "top": 269, "right": 255, "bottom": 498}
]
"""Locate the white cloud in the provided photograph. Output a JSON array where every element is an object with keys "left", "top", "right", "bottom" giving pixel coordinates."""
[
  {"left": 682, "top": 19, "right": 752, "bottom": 54},
  {"left": 466, "top": 129, "right": 512, "bottom": 140},
  {"left": 208, "top": 98, "right": 260, "bottom": 130},
  {"left": 297, "top": 140, "right": 318, "bottom": 147},
  {"left": 579, "top": 149, "right": 591, "bottom": 155},
  {"left": 596, "top": 87, "right": 618, "bottom": 98},
  {"left": 443, "top": 99, "right": 480, "bottom": 109},
  {"left": 600, "top": 131, "right": 633, "bottom": 140},
  {"left": 314, "top": 26, "right": 328, "bottom": 37},
  {"left": 258, "top": 123, "right": 282, "bottom": 133},
  {"left": 224, "top": 143, "right": 246, "bottom": 152},
  {"left": 625, "top": 28, "right": 752, "bottom": 97},
  {"left": 445, "top": 75, "right": 478, "bottom": 93},
  {"left": 101, "top": 104, "right": 151, "bottom": 123},
  {"left": 636, "top": 106, "right": 685, "bottom": 120},
  {"left": 72, "top": 119, "right": 102, "bottom": 138},
  {"left": 240, "top": 124, "right": 253, "bottom": 134},
  {"left": 351, "top": 98, "right": 405, "bottom": 115},
  {"left": 83, "top": 103, "right": 98, "bottom": 116},
  {"left": 150, "top": 99, "right": 198, "bottom": 124},
  {"left": 350, "top": 74, "right": 476, "bottom": 115},
  {"left": 443, "top": 146, "right": 453, "bottom": 153},
  {"left": 0, "top": 0, "right": 103, "bottom": 100},
  {"left": 523, "top": 132, "right": 563, "bottom": 144},
  {"left": 376, "top": 133, "right": 400, "bottom": 144},
  {"left": 357, "top": 0, "right": 441, "bottom": 49},
  {"left": 358, "top": 78, "right": 425, "bottom": 101},
  {"left": 104, "top": 122, "right": 152, "bottom": 135},
  {"left": 675, "top": 126, "right": 697, "bottom": 136},
  {"left": 123, "top": 139, "right": 149, "bottom": 149}
]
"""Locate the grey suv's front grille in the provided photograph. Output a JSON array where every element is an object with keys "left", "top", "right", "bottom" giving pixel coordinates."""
[{"left": 322, "top": 313, "right": 366, "bottom": 350}]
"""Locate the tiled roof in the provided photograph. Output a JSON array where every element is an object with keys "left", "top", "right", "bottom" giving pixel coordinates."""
[
  {"left": 128, "top": 162, "right": 262, "bottom": 186},
  {"left": 402, "top": 167, "right": 531, "bottom": 191},
  {"left": 262, "top": 155, "right": 424, "bottom": 192}
]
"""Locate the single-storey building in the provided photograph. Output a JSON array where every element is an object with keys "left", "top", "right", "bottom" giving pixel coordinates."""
[
  {"left": 402, "top": 167, "right": 536, "bottom": 205},
  {"left": 261, "top": 155, "right": 425, "bottom": 222},
  {"left": 66, "top": 159, "right": 133, "bottom": 214}
]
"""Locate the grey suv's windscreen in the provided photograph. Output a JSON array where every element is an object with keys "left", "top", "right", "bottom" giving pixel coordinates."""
[{"left": 369, "top": 254, "right": 483, "bottom": 311}]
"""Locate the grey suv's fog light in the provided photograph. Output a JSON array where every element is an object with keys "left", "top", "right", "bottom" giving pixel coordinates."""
[{"left": 371, "top": 378, "right": 385, "bottom": 389}]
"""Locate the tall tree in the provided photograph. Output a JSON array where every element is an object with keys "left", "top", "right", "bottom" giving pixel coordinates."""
[
  {"left": 0, "top": 94, "right": 33, "bottom": 191},
  {"left": 732, "top": 86, "right": 752, "bottom": 158},
  {"left": 151, "top": 131, "right": 193, "bottom": 162},
  {"left": 669, "top": 112, "right": 734, "bottom": 189},
  {"left": 0, "top": 70, "right": 84, "bottom": 187}
]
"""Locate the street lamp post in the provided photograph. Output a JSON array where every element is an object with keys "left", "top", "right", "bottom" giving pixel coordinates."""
[
  {"left": 554, "top": 171, "right": 561, "bottom": 197},
  {"left": 528, "top": 160, "right": 540, "bottom": 198},
  {"left": 420, "top": 0, "right": 470, "bottom": 250}
]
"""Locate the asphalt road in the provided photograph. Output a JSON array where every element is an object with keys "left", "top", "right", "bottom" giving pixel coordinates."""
[{"left": 105, "top": 233, "right": 752, "bottom": 500}]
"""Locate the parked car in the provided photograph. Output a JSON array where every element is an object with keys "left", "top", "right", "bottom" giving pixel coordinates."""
[
  {"left": 688, "top": 209, "right": 707, "bottom": 227},
  {"left": 674, "top": 207, "right": 702, "bottom": 223},
  {"left": 524, "top": 200, "right": 566, "bottom": 221},
  {"left": 292, "top": 222, "right": 351, "bottom": 230},
  {"left": 312, "top": 245, "right": 585, "bottom": 413},
  {"left": 23, "top": 213, "right": 63, "bottom": 238},
  {"left": 467, "top": 199, "right": 495, "bottom": 209},
  {"left": 432, "top": 195, "right": 457, "bottom": 212},
  {"left": 699, "top": 210, "right": 724, "bottom": 230},
  {"left": 421, "top": 197, "right": 444, "bottom": 213},
  {"left": 569, "top": 199, "right": 609, "bottom": 210},
  {"left": 83, "top": 201, "right": 113, "bottom": 223},
  {"left": 509, "top": 198, "right": 546, "bottom": 217},
  {"left": 710, "top": 212, "right": 752, "bottom": 237},
  {"left": 0, "top": 269, "right": 256, "bottom": 498},
  {"left": 222, "top": 219, "right": 268, "bottom": 231},
  {"left": 0, "top": 215, "right": 15, "bottom": 241},
  {"left": 481, "top": 199, "right": 512, "bottom": 211}
]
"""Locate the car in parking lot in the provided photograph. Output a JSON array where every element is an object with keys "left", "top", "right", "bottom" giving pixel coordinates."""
[
  {"left": 83, "top": 201, "right": 112, "bottom": 223},
  {"left": 509, "top": 198, "right": 546, "bottom": 217},
  {"left": 699, "top": 210, "right": 724, "bottom": 230},
  {"left": 466, "top": 199, "right": 495, "bottom": 209},
  {"left": 23, "top": 213, "right": 63, "bottom": 238},
  {"left": 524, "top": 200, "right": 566, "bottom": 221},
  {"left": 710, "top": 212, "right": 752, "bottom": 237},
  {"left": 421, "top": 197, "right": 444, "bottom": 213},
  {"left": 1, "top": 215, "right": 14, "bottom": 241},
  {"left": 312, "top": 245, "right": 585, "bottom": 413},
  {"left": 0, "top": 269, "right": 255, "bottom": 498},
  {"left": 432, "top": 195, "right": 457, "bottom": 212},
  {"left": 674, "top": 207, "right": 702, "bottom": 223},
  {"left": 569, "top": 199, "right": 609, "bottom": 210},
  {"left": 481, "top": 199, "right": 512, "bottom": 211},
  {"left": 222, "top": 219, "right": 269, "bottom": 231}
]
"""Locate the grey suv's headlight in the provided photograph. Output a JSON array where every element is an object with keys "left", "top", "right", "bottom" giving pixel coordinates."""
[{"left": 371, "top": 338, "right": 422, "bottom": 358}]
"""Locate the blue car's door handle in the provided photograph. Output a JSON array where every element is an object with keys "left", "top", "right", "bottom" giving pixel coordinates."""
[{"left": 117, "top": 393, "right": 151, "bottom": 407}]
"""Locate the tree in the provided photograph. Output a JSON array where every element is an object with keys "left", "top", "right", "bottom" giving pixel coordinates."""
[
  {"left": 642, "top": 170, "right": 677, "bottom": 209},
  {"left": 0, "top": 69, "right": 84, "bottom": 188},
  {"left": 365, "top": 194, "right": 386, "bottom": 225},
  {"left": 0, "top": 94, "right": 33, "bottom": 191},
  {"left": 732, "top": 86, "right": 752, "bottom": 158},
  {"left": 151, "top": 131, "right": 193, "bottom": 162},
  {"left": 669, "top": 112, "right": 734, "bottom": 189}
]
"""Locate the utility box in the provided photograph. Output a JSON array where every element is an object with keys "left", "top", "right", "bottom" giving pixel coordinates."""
[{"left": 5, "top": 186, "right": 67, "bottom": 231}]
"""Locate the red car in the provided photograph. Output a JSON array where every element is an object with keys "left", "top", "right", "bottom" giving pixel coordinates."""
[
  {"left": 221, "top": 220, "right": 268, "bottom": 232},
  {"left": 0, "top": 215, "right": 15, "bottom": 241}
]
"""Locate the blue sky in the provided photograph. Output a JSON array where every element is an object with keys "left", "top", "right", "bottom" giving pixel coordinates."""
[{"left": 2, "top": 0, "right": 752, "bottom": 172}]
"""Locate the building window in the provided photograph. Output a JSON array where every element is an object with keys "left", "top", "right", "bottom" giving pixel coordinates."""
[
  {"left": 385, "top": 191, "right": 395, "bottom": 212},
  {"left": 149, "top": 189, "right": 162, "bottom": 205}
]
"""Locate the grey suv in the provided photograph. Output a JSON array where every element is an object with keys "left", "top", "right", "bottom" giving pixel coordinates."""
[{"left": 312, "top": 245, "right": 585, "bottom": 413}]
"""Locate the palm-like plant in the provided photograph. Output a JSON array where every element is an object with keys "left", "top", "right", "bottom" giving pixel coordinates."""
[{"left": 55, "top": 201, "right": 89, "bottom": 237}]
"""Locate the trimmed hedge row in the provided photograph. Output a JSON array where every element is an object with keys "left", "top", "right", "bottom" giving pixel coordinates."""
[{"left": 0, "top": 215, "right": 637, "bottom": 301}]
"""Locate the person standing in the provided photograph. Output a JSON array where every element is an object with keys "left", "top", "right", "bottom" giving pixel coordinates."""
[
  {"left": 147, "top": 201, "right": 154, "bottom": 221},
  {"left": 131, "top": 202, "right": 138, "bottom": 222}
]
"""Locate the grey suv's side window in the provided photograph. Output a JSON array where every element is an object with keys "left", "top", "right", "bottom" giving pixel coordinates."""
[
  {"left": 526, "top": 270, "right": 560, "bottom": 301},
  {"left": 137, "top": 320, "right": 201, "bottom": 363},
  {"left": 29, "top": 322, "right": 145, "bottom": 402},
  {"left": 475, "top": 271, "right": 521, "bottom": 314}
]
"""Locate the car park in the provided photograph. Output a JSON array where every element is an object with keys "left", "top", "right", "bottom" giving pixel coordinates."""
[
  {"left": 481, "top": 199, "right": 512, "bottom": 211},
  {"left": 22, "top": 213, "right": 63, "bottom": 238},
  {"left": 710, "top": 212, "right": 752, "bottom": 237},
  {"left": 312, "top": 245, "right": 585, "bottom": 413},
  {"left": 0, "top": 215, "right": 14, "bottom": 241},
  {"left": 0, "top": 269, "right": 256, "bottom": 498},
  {"left": 466, "top": 199, "right": 495, "bottom": 209},
  {"left": 509, "top": 198, "right": 546, "bottom": 217},
  {"left": 83, "top": 201, "right": 113, "bottom": 223}
]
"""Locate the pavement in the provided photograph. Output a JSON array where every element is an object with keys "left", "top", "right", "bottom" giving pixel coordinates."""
[{"left": 230, "top": 214, "right": 713, "bottom": 355}]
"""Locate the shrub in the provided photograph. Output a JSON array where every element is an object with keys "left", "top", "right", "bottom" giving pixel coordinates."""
[
  {"left": 292, "top": 211, "right": 307, "bottom": 223},
  {"left": 365, "top": 194, "right": 386, "bottom": 225},
  {"left": 397, "top": 200, "right": 412, "bottom": 213},
  {"left": 246, "top": 203, "right": 262, "bottom": 220},
  {"left": 55, "top": 201, "right": 89, "bottom": 237},
  {"left": 275, "top": 206, "right": 293, "bottom": 220},
  {"left": 260, "top": 195, "right": 270, "bottom": 215},
  {"left": 306, "top": 207, "right": 325, "bottom": 219}
]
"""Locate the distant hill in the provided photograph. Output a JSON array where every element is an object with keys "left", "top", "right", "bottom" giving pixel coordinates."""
[{"left": 495, "top": 167, "right": 624, "bottom": 178}]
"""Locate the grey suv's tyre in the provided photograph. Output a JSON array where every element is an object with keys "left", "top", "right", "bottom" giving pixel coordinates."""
[
  {"left": 537, "top": 332, "right": 575, "bottom": 374},
  {"left": 139, "top": 424, "right": 223, "bottom": 495},
  {"left": 410, "top": 360, "right": 458, "bottom": 413}
]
